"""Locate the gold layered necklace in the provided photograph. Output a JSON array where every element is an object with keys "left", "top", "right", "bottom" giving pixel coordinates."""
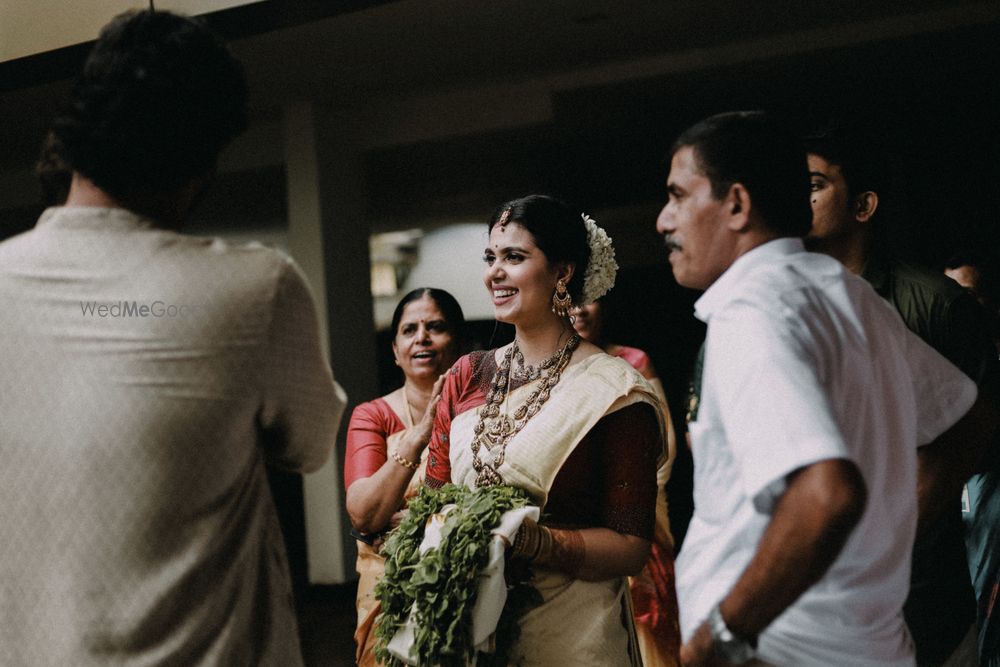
[
  {"left": 510, "top": 337, "right": 568, "bottom": 382},
  {"left": 471, "top": 333, "right": 581, "bottom": 487}
]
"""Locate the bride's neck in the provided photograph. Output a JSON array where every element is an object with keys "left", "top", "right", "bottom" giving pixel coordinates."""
[{"left": 514, "top": 318, "right": 574, "bottom": 364}]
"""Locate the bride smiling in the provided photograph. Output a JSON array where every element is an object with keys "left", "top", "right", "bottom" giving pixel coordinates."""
[{"left": 423, "top": 194, "right": 670, "bottom": 665}]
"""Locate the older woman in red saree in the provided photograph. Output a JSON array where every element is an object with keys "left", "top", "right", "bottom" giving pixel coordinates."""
[{"left": 345, "top": 287, "right": 464, "bottom": 666}]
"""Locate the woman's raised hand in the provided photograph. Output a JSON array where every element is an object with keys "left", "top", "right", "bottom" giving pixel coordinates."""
[{"left": 410, "top": 373, "right": 446, "bottom": 448}]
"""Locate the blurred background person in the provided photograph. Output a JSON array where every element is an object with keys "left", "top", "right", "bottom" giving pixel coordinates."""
[
  {"left": 804, "top": 120, "right": 998, "bottom": 666},
  {"left": 944, "top": 252, "right": 1000, "bottom": 666},
  {"left": 345, "top": 287, "right": 465, "bottom": 666},
  {"left": 946, "top": 252, "right": 1000, "bottom": 358},
  {"left": 572, "top": 298, "right": 680, "bottom": 666}
]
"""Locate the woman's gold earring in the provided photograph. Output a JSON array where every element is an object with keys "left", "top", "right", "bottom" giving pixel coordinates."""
[{"left": 551, "top": 279, "right": 572, "bottom": 318}]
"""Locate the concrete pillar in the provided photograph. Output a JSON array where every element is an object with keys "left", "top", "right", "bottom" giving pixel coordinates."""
[{"left": 282, "top": 101, "right": 376, "bottom": 583}]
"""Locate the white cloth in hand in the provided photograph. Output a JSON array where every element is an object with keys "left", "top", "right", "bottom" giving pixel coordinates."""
[{"left": 387, "top": 505, "right": 540, "bottom": 665}]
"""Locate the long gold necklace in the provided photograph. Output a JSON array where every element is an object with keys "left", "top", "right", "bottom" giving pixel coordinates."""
[{"left": 471, "top": 333, "right": 580, "bottom": 487}]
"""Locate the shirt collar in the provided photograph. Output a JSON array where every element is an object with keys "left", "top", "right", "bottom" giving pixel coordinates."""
[
  {"left": 694, "top": 237, "right": 805, "bottom": 322},
  {"left": 35, "top": 206, "right": 155, "bottom": 232}
]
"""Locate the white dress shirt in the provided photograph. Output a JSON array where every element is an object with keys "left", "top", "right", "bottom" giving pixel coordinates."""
[{"left": 676, "top": 238, "right": 976, "bottom": 667}]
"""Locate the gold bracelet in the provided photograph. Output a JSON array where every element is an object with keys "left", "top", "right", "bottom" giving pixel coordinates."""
[
  {"left": 511, "top": 522, "right": 532, "bottom": 559},
  {"left": 390, "top": 448, "right": 419, "bottom": 471}
]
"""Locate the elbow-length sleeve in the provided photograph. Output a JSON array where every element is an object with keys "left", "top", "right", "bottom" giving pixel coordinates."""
[
  {"left": 344, "top": 400, "right": 398, "bottom": 491},
  {"left": 546, "top": 400, "right": 661, "bottom": 540},
  {"left": 596, "top": 402, "right": 660, "bottom": 540}
]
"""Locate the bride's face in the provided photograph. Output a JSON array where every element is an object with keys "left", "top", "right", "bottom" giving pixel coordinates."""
[{"left": 483, "top": 222, "right": 562, "bottom": 327}]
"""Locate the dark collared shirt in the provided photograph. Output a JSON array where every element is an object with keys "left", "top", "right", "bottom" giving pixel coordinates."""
[{"left": 863, "top": 251, "right": 997, "bottom": 665}]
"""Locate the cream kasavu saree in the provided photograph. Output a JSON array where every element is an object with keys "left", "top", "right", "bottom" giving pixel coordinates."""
[{"left": 449, "top": 353, "right": 666, "bottom": 666}]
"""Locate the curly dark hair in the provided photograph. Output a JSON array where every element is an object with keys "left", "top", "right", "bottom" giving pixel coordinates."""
[
  {"left": 52, "top": 10, "right": 247, "bottom": 199},
  {"left": 35, "top": 131, "right": 72, "bottom": 206}
]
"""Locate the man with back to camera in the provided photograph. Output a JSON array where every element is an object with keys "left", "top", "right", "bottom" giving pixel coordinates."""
[
  {"left": 656, "top": 111, "right": 994, "bottom": 666},
  {"left": 0, "top": 10, "right": 346, "bottom": 665},
  {"left": 804, "top": 122, "right": 999, "bottom": 666}
]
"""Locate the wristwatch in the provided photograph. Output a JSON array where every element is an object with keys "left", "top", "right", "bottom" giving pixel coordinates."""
[{"left": 707, "top": 603, "right": 757, "bottom": 664}]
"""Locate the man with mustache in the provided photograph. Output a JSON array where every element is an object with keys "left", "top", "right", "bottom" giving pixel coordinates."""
[{"left": 657, "top": 111, "right": 991, "bottom": 666}]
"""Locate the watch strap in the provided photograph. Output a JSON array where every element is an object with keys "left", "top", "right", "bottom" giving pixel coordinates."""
[{"left": 707, "top": 603, "right": 757, "bottom": 664}]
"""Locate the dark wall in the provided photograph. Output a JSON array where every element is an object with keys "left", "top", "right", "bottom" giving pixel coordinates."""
[{"left": 368, "top": 21, "right": 1000, "bottom": 264}]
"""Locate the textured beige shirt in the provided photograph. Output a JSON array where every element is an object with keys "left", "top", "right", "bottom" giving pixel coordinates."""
[{"left": 0, "top": 207, "right": 347, "bottom": 665}]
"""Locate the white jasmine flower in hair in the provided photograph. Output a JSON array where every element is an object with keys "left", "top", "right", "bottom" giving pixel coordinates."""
[{"left": 580, "top": 214, "right": 617, "bottom": 304}]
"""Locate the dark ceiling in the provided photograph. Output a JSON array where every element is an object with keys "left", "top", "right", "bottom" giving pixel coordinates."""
[
  {"left": 364, "top": 18, "right": 1000, "bottom": 264},
  {"left": 3, "top": 0, "right": 999, "bottom": 262}
]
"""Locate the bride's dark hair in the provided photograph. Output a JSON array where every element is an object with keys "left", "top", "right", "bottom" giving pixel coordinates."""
[{"left": 488, "top": 195, "right": 591, "bottom": 303}]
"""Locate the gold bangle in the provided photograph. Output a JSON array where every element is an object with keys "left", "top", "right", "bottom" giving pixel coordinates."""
[
  {"left": 390, "top": 448, "right": 419, "bottom": 471},
  {"left": 511, "top": 519, "right": 548, "bottom": 561}
]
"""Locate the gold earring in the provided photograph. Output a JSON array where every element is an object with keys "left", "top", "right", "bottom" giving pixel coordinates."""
[{"left": 551, "top": 279, "right": 572, "bottom": 317}]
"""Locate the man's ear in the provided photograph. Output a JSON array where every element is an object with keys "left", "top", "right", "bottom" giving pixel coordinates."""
[
  {"left": 854, "top": 191, "right": 878, "bottom": 223},
  {"left": 726, "top": 183, "right": 752, "bottom": 232}
]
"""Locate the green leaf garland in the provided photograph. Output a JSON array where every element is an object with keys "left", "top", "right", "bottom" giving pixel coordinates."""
[{"left": 374, "top": 483, "right": 535, "bottom": 666}]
